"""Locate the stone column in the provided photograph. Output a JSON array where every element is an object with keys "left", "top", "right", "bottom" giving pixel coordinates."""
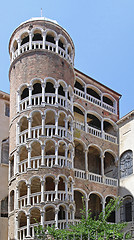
[
  {"left": 27, "top": 184, "right": 31, "bottom": 206},
  {"left": 17, "top": 38, "right": 21, "bottom": 55},
  {"left": 65, "top": 146, "right": 68, "bottom": 167},
  {"left": 28, "top": 148, "right": 31, "bottom": 169},
  {"left": 64, "top": 87, "right": 68, "bottom": 108},
  {"left": 16, "top": 186, "right": 19, "bottom": 209},
  {"left": 84, "top": 112, "right": 87, "bottom": 132},
  {"left": 15, "top": 215, "right": 18, "bottom": 240},
  {"left": 28, "top": 117, "right": 32, "bottom": 139},
  {"left": 42, "top": 32, "right": 46, "bottom": 49},
  {"left": 71, "top": 148, "right": 74, "bottom": 169},
  {"left": 41, "top": 145, "right": 45, "bottom": 166},
  {"left": 41, "top": 211, "right": 44, "bottom": 227},
  {"left": 85, "top": 198, "right": 89, "bottom": 219},
  {"left": 100, "top": 153, "right": 105, "bottom": 183},
  {"left": 70, "top": 94, "right": 73, "bottom": 113},
  {"left": 65, "top": 180, "right": 68, "bottom": 201},
  {"left": 55, "top": 37, "right": 58, "bottom": 53},
  {"left": 29, "top": 32, "right": 32, "bottom": 50},
  {"left": 64, "top": 117, "right": 68, "bottom": 138},
  {"left": 55, "top": 114, "right": 58, "bottom": 136},
  {"left": 55, "top": 144, "right": 58, "bottom": 166},
  {"left": 70, "top": 122, "right": 74, "bottom": 142},
  {"left": 28, "top": 85, "right": 32, "bottom": 106},
  {"left": 16, "top": 150, "right": 19, "bottom": 175},
  {"left": 9, "top": 160, "right": 11, "bottom": 180},
  {"left": 42, "top": 82, "right": 46, "bottom": 104},
  {"left": 26, "top": 214, "right": 30, "bottom": 237},
  {"left": 41, "top": 181, "right": 45, "bottom": 203},
  {"left": 55, "top": 208, "right": 58, "bottom": 229},
  {"left": 55, "top": 83, "right": 59, "bottom": 105},
  {"left": 54, "top": 179, "right": 59, "bottom": 201},
  {"left": 71, "top": 181, "right": 74, "bottom": 202},
  {"left": 41, "top": 115, "right": 45, "bottom": 136},
  {"left": 65, "top": 209, "right": 68, "bottom": 228},
  {"left": 101, "top": 119, "right": 104, "bottom": 139},
  {"left": 85, "top": 148, "right": 88, "bottom": 179}
]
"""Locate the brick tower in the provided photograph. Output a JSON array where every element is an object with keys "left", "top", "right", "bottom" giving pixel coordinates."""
[{"left": 8, "top": 17, "right": 120, "bottom": 240}]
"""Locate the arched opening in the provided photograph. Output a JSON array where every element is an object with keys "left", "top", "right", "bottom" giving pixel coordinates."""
[
  {"left": 19, "top": 146, "right": 28, "bottom": 172},
  {"left": 74, "top": 106, "right": 85, "bottom": 130},
  {"left": 46, "top": 33, "right": 55, "bottom": 44},
  {"left": 86, "top": 87, "right": 101, "bottom": 100},
  {"left": 58, "top": 112, "right": 65, "bottom": 127},
  {"left": 45, "top": 177, "right": 55, "bottom": 191},
  {"left": 104, "top": 152, "right": 116, "bottom": 178},
  {"left": 58, "top": 37, "right": 65, "bottom": 50},
  {"left": 105, "top": 196, "right": 115, "bottom": 223},
  {"left": 87, "top": 113, "right": 101, "bottom": 130},
  {"left": 45, "top": 206, "right": 55, "bottom": 221},
  {"left": 31, "top": 142, "right": 41, "bottom": 158},
  {"left": 32, "top": 30, "right": 43, "bottom": 41},
  {"left": 13, "top": 40, "right": 18, "bottom": 51},
  {"left": 31, "top": 178, "right": 41, "bottom": 205},
  {"left": 31, "top": 112, "right": 42, "bottom": 127},
  {"left": 10, "top": 190, "right": 14, "bottom": 212},
  {"left": 103, "top": 95, "right": 113, "bottom": 107},
  {"left": 32, "top": 83, "right": 42, "bottom": 95},
  {"left": 121, "top": 196, "right": 133, "bottom": 222},
  {"left": 88, "top": 194, "right": 102, "bottom": 219},
  {"left": 74, "top": 80, "right": 84, "bottom": 92},
  {"left": 58, "top": 177, "right": 65, "bottom": 191},
  {"left": 58, "top": 84, "right": 65, "bottom": 97},
  {"left": 20, "top": 117, "right": 28, "bottom": 132},
  {"left": 58, "top": 205, "right": 65, "bottom": 220},
  {"left": 18, "top": 211, "right": 27, "bottom": 228},
  {"left": 74, "top": 140, "right": 85, "bottom": 170},
  {"left": 21, "top": 32, "right": 29, "bottom": 46},
  {"left": 45, "top": 82, "right": 55, "bottom": 93},
  {"left": 45, "top": 111, "right": 55, "bottom": 125},
  {"left": 21, "top": 87, "right": 29, "bottom": 100},
  {"left": 58, "top": 142, "right": 65, "bottom": 157},
  {"left": 74, "top": 190, "right": 84, "bottom": 219},
  {"left": 18, "top": 181, "right": 27, "bottom": 208},
  {"left": 45, "top": 140, "right": 55, "bottom": 155},
  {"left": 88, "top": 146, "right": 101, "bottom": 175},
  {"left": 103, "top": 121, "right": 116, "bottom": 136},
  {"left": 30, "top": 208, "right": 41, "bottom": 225},
  {"left": 120, "top": 150, "right": 133, "bottom": 178}
]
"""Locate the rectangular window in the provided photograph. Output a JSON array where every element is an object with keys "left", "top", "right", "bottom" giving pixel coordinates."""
[{"left": 5, "top": 103, "right": 10, "bottom": 117}]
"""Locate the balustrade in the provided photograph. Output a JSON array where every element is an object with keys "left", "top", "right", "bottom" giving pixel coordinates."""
[
  {"left": 74, "top": 87, "right": 116, "bottom": 114},
  {"left": 74, "top": 120, "right": 117, "bottom": 144},
  {"left": 12, "top": 40, "right": 73, "bottom": 64},
  {"left": 74, "top": 169, "right": 118, "bottom": 187}
]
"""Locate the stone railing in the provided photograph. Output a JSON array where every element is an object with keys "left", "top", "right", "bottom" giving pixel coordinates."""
[
  {"left": 74, "top": 168, "right": 118, "bottom": 187},
  {"left": 12, "top": 40, "right": 73, "bottom": 65},
  {"left": 19, "top": 93, "right": 73, "bottom": 113},
  {"left": 74, "top": 120, "right": 117, "bottom": 144},
  {"left": 74, "top": 88, "right": 116, "bottom": 114}
]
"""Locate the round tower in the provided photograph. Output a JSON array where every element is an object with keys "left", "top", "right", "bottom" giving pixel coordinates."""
[{"left": 9, "top": 17, "right": 75, "bottom": 240}]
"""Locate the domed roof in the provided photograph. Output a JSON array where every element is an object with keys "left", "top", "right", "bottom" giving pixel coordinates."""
[{"left": 19, "top": 17, "right": 59, "bottom": 26}]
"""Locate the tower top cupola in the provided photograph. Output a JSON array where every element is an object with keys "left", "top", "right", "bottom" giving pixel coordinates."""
[{"left": 9, "top": 17, "right": 75, "bottom": 66}]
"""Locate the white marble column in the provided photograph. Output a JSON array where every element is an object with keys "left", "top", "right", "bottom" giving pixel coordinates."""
[
  {"left": 55, "top": 144, "right": 58, "bottom": 166},
  {"left": 41, "top": 211, "right": 44, "bottom": 227},
  {"left": 64, "top": 87, "right": 68, "bottom": 108},
  {"left": 65, "top": 210, "right": 68, "bottom": 228},
  {"left": 65, "top": 146, "right": 68, "bottom": 167},
  {"left": 41, "top": 145, "right": 45, "bottom": 166},
  {"left": 55, "top": 208, "right": 58, "bottom": 229},
  {"left": 16, "top": 150, "right": 19, "bottom": 174},
  {"left": 28, "top": 85, "right": 32, "bottom": 106},
  {"left": 17, "top": 38, "right": 21, "bottom": 55},
  {"left": 65, "top": 180, "right": 68, "bottom": 201},
  {"left": 29, "top": 32, "right": 32, "bottom": 50},
  {"left": 85, "top": 148, "right": 88, "bottom": 179},
  {"left": 55, "top": 37, "right": 58, "bottom": 53},
  {"left": 41, "top": 115, "right": 45, "bottom": 135},
  {"left": 27, "top": 184, "right": 31, "bottom": 206},
  {"left": 16, "top": 186, "right": 19, "bottom": 209},
  {"left": 54, "top": 179, "right": 59, "bottom": 201},
  {"left": 42, "top": 82, "right": 45, "bottom": 104},
  {"left": 28, "top": 117, "right": 32, "bottom": 139},
  {"left": 100, "top": 153, "right": 105, "bottom": 183},
  {"left": 42, "top": 32, "right": 46, "bottom": 49},
  {"left": 26, "top": 214, "right": 30, "bottom": 237},
  {"left": 64, "top": 117, "right": 68, "bottom": 138},
  {"left": 55, "top": 83, "right": 59, "bottom": 105},
  {"left": 28, "top": 148, "right": 31, "bottom": 169},
  {"left": 41, "top": 181, "right": 45, "bottom": 203},
  {"left": 55, "top": 114, "right": 58, "bottom": 135},
  {"left": 85, "top": 198, "right": 89, "bottom": 219}
]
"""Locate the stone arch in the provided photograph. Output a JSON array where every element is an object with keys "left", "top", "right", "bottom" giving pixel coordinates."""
[
  {"left": 58, "top": 34, "right": 67, "bottom": 50},
  {"left": 88, "top": 192, "right": 103, "bottom": 219},
  {"left": 44, "top": 204, "right": 55, "bottom": 221},
  {"left": 29, "top": 207, "right": 41, "bottom": 224},
  {"left": 74, "top": 77, "right": 85, "bottom": 91},
  {"left": 120, "top": 150, "right": 133, "bottom": 178},
  {"left": 20, "top": 31, "right": 29, "bottom": 46},
  {"left": 74, "top": 189, "right": 86, "bottom": 219},
  {"left": 104, "top": 151, "right": 117, "bottom": 178},
  {"left": 45, "top": 109, "right": 55, "bottom": 125},
  {"left": 74, "top": 139, "right": 86, "bottom": 170},
  {"left": 18, "top": 210, "right": 27, "bottom": 228},
  {"left": 88, "top": 144, "right": 102, "bottom": 175}
]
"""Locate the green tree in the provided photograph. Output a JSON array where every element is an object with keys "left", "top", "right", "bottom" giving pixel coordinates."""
[{"left": 34, "top": 197, "right": 129, "bottom": 240}]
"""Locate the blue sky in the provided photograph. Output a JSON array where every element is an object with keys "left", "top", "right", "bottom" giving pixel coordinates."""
[{"left": 0, "top": 0, "right": 134, "bottom": 117}]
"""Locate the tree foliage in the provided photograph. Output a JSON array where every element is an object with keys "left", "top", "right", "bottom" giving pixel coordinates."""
[{"left": 34, "top": 197, "right": 129, "bottom": 240}]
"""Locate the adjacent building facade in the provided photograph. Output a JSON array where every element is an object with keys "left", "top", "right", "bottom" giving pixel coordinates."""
[
  {"left": 0, "top": 90, "right": 10, "bottom": 240},
  {"left": 7, "top": 17, "right": 121, "bottom": 240}
]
